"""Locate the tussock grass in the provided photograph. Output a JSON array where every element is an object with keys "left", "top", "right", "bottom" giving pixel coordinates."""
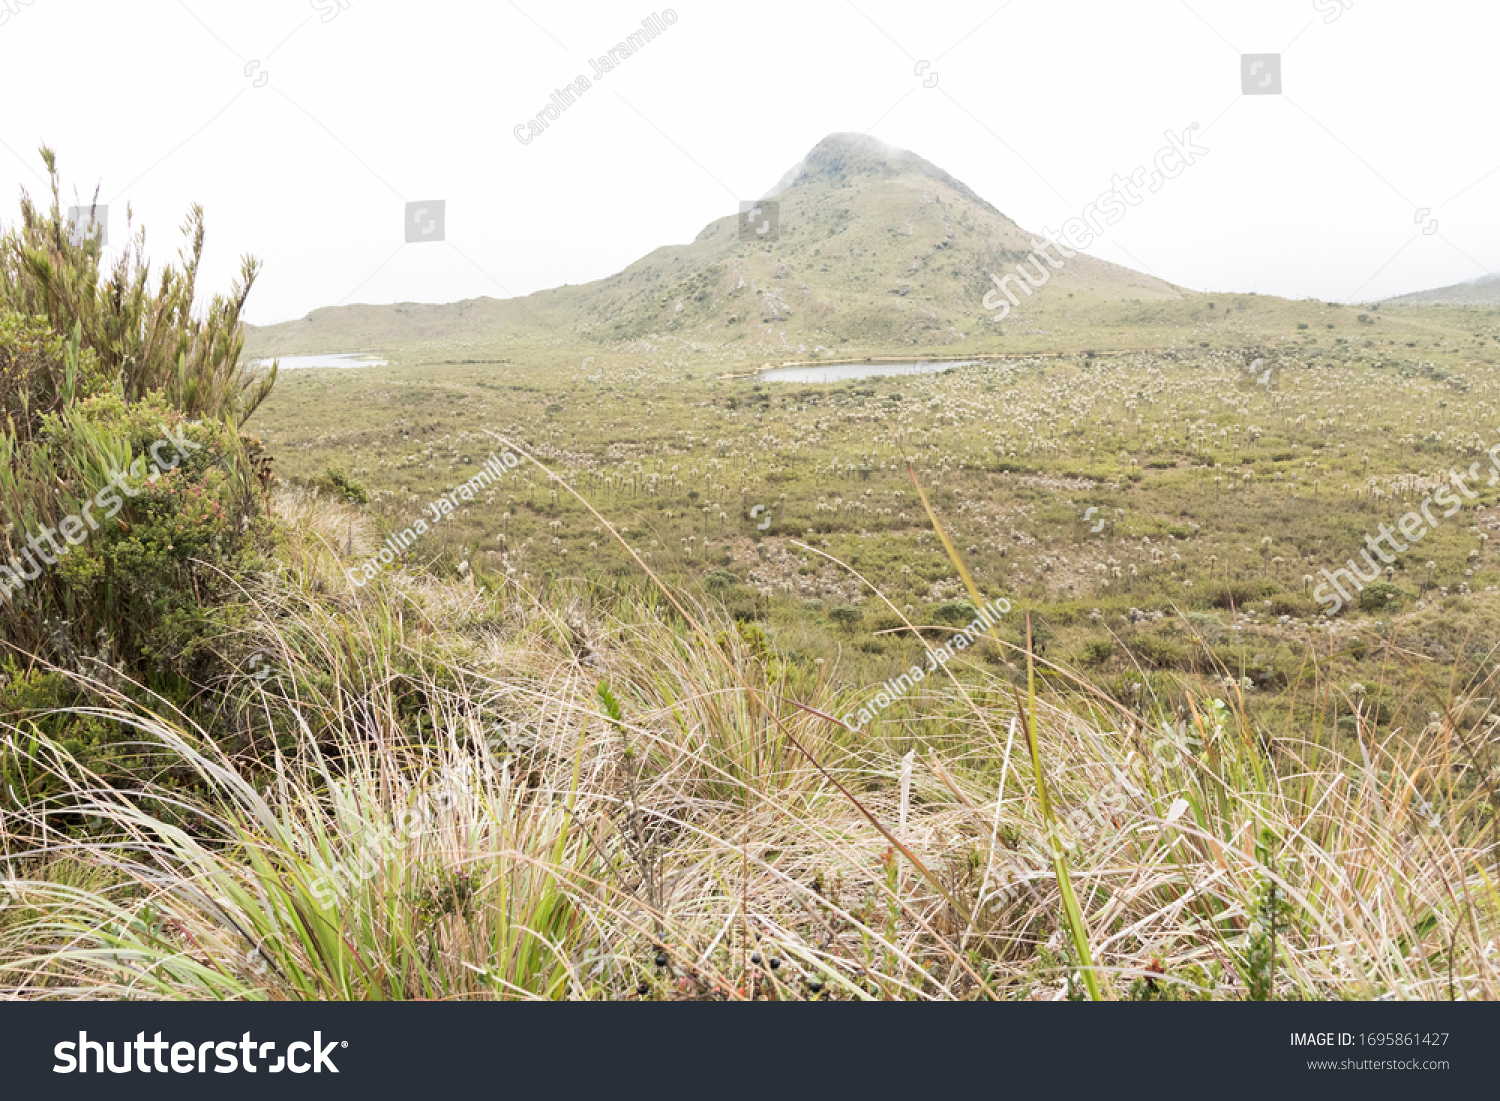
[{"left": 2, "top": 496, "right": 1496, "bottom": 999}]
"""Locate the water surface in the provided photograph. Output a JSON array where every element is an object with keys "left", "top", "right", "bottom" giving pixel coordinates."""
[
  {"left": 757, "top": 359, "right": 977, "bottom": 382},
  {"left": 252, "top": 352, "right": 389, "bottom": 370}
]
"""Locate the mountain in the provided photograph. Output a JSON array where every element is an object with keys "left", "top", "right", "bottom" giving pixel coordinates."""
[
  {"left": 1383, "top": 272, "right": 1500, "bottom": 307},
  {"left": 244, "top": 133, "right": 1186, "bottom": 360}
]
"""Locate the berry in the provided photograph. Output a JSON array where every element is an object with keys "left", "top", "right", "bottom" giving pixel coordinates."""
[
  {"left": 769, "top": 958, "right": 781, "bottom": 970},
  {"left": 637, "top": 982, "right": 649, "bottom": 996},
  {"left": 750, "top": 953, "right": 762, "bottom": 965},
  {"left": 654, "top": 950, "right": 668, "bottom": 968}
]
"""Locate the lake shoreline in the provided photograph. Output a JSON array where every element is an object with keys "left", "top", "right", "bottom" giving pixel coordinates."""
[{"left": 251, "top": 352, "right": 391, "bottom": 370}]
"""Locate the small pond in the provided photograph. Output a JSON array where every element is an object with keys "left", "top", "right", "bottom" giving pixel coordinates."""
[
  {"left": 756, "top": 359, "right": 978, "bottom": 382},
  {"left": 252, "top": 353, "right": 389, "bottom": 370}
]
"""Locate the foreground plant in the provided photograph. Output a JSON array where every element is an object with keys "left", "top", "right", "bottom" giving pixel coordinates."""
[{"left": 0, "top": 475, "right": 1496, "bottom": 1000}]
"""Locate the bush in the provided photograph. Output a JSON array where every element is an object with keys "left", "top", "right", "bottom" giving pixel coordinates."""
[
  {"left": 1266, "top": 593, "right": 1318, "bottom": 618},
  {"left": 0, "top": 147, "right": 273, "bottom": 427},
  {"left": 1079, "top": 638, "right": 1114, "bottom": 668},
  {"left": 931, "top": 601, "right": 977, "bottom": 626},
  {"left": 0, "top": 312, "right": 112, "bottom": 444},
  {"left": 1208, "top": 582, "right": 1266, "bottom": 610},
  {"left": 1125, "top": 631, "right": 1188, "bottom": 670},
  {"left": 829, "top": 605, "right": 864, "bottom": 630},
  {"left": 309, "top": 466, "right": 369, "bottom": 504},
  {"left": 1184, "top": 611, "right": 1224, "bottom": 641},
  {"left": 0, "top": 385, "right": 264, "bottom": 685},
  {"left": 0, "top": 154, "right": 275, "bottom": 690},
  {"left": 1357, "top": 581, "right": 1410, "bottom": 612}
]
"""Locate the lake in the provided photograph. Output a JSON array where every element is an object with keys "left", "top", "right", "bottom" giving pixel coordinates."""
[
  {"left": 756, "top": 359, "right": 978, "bottom": 382},
  {"left": 251, "top": 353, "right": 389, "bottom": 370}
]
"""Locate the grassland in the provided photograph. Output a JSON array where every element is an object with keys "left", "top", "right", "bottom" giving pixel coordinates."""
[
  {"left": 244, "top": 297, "right": 1500, "bottom": 755},
  {"left": 4, "top": 144, "right": 1499, "bottom": 998},
  {"left": 3, "top": 448, "right": 1495, "bottom": 1001},
  {"left": 3, "top": 296, "right": 1497, "bottom": 999}
]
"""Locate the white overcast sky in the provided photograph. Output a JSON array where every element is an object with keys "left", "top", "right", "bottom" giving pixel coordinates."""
[{"left": 1, "top": 0, "right": 1496, "bottom": 325}]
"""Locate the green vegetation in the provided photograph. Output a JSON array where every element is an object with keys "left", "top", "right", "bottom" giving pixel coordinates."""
[
  {"left": 242, "top": 295, "right": 1500, "bottom": 750},
  {"left": 2, "top": 147, "right": 274, "bottom": 426},
  {"left": 0, "top": 151, "right": 273, "bottom": 818},
  {"left": 1, "top": 147, "right": 1498, "bottom": 1001},
  {"left": 1, "top": 516, "right": 1494, "bottom": 1000}
]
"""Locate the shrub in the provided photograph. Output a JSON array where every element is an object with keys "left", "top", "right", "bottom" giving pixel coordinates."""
[
  {"left": 1125, "top": 631, "right": 1187, "bottom": 669},
  {"left": 1184, "top": 611, "right": 1224, "bottom": 641},
  {"left": 931, "top": 601, "right": 977, "bottom": 626},
  {"left": 0, "top": 147, "right": 273, "bottom": 427},
  {"left": 0, "top": 154, "right": 274, "bottom": 689},
  {"left": 829, "top": 605, "right": 864, "bottom": 630},
  {"left": 0, "top": 664, "right": 124, "bottom": 810},
  {"left": 1208, "top": 582, "right": 1265, "bottom": 610},
  {"left": 310, "top": 466, "right": 369, "bottom": 504},
  {"left": 0, "top": 387, "right": 264, "bottom": 684},
  {"left": 0, "top": 312, "right": 112, "bottom": 444},
  {"left": 1079, "top": 638, "right": 1114, "bottom": 668},
  {"left": 1357, "top": 581, "right": 1409, "bottom": 612}
]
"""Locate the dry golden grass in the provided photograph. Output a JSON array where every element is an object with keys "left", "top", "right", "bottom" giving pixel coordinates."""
[{"left": 1, "top": 498, "right": 1495, "bottom": 1000}]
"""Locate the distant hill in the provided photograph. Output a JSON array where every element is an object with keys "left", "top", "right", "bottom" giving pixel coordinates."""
[
  {"left": 1383, "top": 272, "right": 1500, "bottom": 307},
  {"left": 245, "top": 132, "right": 1186, "bottom": 359}
]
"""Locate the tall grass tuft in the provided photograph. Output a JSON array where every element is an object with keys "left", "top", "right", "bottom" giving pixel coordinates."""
[{"left": 0, "top": 484, "right": 1496, "bottom": 1000}]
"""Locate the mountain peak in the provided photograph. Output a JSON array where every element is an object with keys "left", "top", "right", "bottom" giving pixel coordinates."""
[
  {"left": 247, "top": 132, "right": 1184, "bottom": 357},
  {"left": 765, "top": 133, "right": 1001, "bottom": 216}
]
